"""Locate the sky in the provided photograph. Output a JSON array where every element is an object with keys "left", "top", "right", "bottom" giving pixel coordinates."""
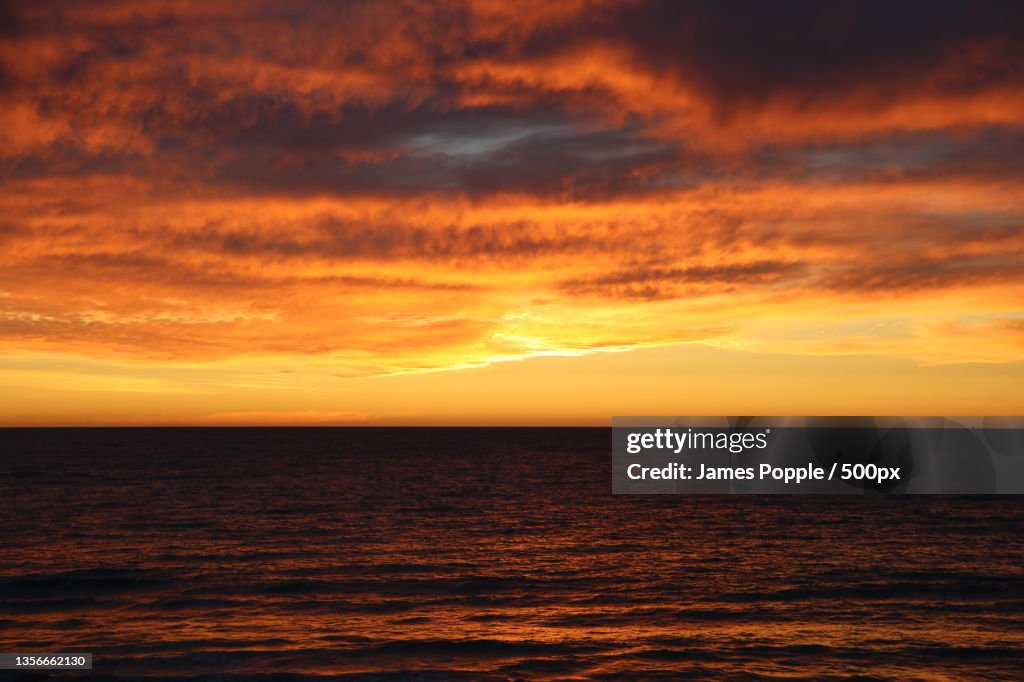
[{"left": 1, "top": 0, "right": 1023, "bottom": 425}]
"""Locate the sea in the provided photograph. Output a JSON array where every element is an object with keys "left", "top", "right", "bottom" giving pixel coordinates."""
[{"left": 0, "top": 427, "right": 1022, "bottom": 680}]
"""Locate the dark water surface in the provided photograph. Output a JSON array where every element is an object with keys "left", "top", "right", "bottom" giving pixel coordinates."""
[{"left": 1, "top": 428, "right": 1022, "bottom": 680}]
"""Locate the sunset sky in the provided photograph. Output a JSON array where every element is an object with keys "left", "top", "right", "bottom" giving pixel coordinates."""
[{"left": 2, "top": 0, "right": 1023, "bottom": 425}]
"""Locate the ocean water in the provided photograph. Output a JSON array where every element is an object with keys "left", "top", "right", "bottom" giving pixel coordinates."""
[{"left": 0, "top": 427, "right": 1022, "bottom": 681}]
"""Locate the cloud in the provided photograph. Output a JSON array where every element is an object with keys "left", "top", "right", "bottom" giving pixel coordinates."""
[
  {"left": 589, "top": 0, "right": 1024, "bottom": 112},
  {"left": 560, "top": 261, "right": 807, "bottom": 300},
  {"left": 819, "top": 256, "right": 1024, "bottom": 293},
  {"left": 0, "top": 0, "right": 1022, "bottom": 385}
]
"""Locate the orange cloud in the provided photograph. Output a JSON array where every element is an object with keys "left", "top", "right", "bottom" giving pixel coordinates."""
[{"left": 1, "top": 0, "right": 1023, "bottom": 422}]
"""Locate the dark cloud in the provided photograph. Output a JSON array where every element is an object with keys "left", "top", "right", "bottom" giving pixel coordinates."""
[
  {"left": 1, "top": 77, "right": 687, "bottom": 197},
  {"left": 0, "top": 252, "right": 485, "bottom": 296},
  {"left": 573, "top": 0, "right": 1024, "bottom": 117},
  {"left": 820, "top": 256, "right": 1024, "bottom": 293},
  {"left": 186, "top": 114, "right": 685, "bottom": 198},
  {"left": 3, "top": 0, "right": 1024, "bottom": 199},
  {"left": 561, "top": 261, "right": 807, "bottom": 300},
  {"left": 736, "top": 126, "right": 1024, "bottom": 185}
]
